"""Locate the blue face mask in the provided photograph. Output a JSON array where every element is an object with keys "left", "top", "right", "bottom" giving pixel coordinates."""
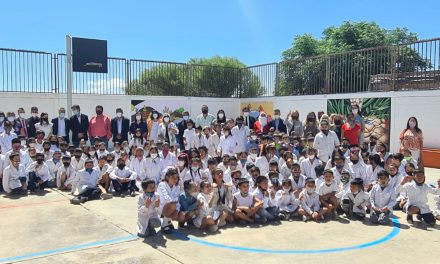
[
  {"left": 86, "top": 168, "right": 93, "bottom": 173},
  {"left": 146, "top": 192, "right": 154, "bottom": 198}
]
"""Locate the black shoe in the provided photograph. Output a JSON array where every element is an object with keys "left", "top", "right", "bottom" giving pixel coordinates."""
[
  {"left": 168, "top": 223, "right": 175, "bottom": 230},
  {"left": 130, "top": 190, "right": 136, "bottom": 197},
  {"left": 161, "top": 225, "right": 173, "bottom": 234},
  {"left": 178, "top": 222, "right": 186, "bottom": 229},
  {"left": 148, "top": 225, "right": 157, "bottom": 236},
  {"left": 80, "top": 196, "right": 88, "bottom": 203},
  {"left": 70, "top": 197, "right": 81, "bottom": 205},
  {"left": 187, "top": 219, "right": 195, "bottom": 227},
  {"left": 416, "top": 214, "right": 422, "bottom": 221},
  {"left": 137, "top": 232, "right": 147, "bottom": 238},
  {"left": 407, "top": 214, "right": 414, "bottom": 224},
  {"left": 120, "top": 192, "right": 126, "bottom": 198}
]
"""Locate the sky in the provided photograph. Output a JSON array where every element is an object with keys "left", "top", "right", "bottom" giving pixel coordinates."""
[{"left": 1, "top": 0, "right": 439, "bottom": 66}]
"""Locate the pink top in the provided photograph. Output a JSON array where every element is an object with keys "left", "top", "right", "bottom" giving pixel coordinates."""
[
  {"left": 400, "top": 129, "right": 423, "bottom": 150},
  {"left": 88, "top": 114, "right": 112, "bottom": 139}
]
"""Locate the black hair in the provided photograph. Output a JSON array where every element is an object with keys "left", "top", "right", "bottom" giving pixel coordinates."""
[
  {"left": 141, "top": 179, "right": 155, "bottom": 190},
  {"left": 183, "top": 180, "right": 195, "bottom": 193},
  {"left": 314, "top": 164, "right": 325, "bottom": 176},
  {"left": 405, "top": 117, "right": 421, "bottom": 133}
]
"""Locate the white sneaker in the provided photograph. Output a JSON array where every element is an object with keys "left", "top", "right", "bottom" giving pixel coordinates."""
[
  {"left": 302, "top": 215, "right": 310, "bottom": 222},
  {"left": 100, "top": 193, "right": 113, "bottom": 200},
  {"left": 209, "top": 224, "right": 219, "bottom": 232},
  {"left": 218, "top": 219, "right": 227, "bottom": 227}
]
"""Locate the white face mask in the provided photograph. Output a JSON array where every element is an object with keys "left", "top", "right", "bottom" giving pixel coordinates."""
[
  {"left": 7, "top": 116, "right": 15, "bottom": 122},
  {"left": 136, "top": 115, "right": 142, "bottom": 121},
  {"left": 31, "top": 113, "right": 38, "bottom": 118},
  {"left": 308, "top": 155, "right": 315, "bottom": 160},
  {"left": 274, "top": 115, "right": 280, "bottom": 119},
  {"left": 59, "top": 113, "right": 65, "bottom": 118},
  {"left": 72, "top": 110, "right": 79, "bottom": 116},
  {"left": 89, "top": 151, "right": 96, "bottom": 156},
  {"left": 250, "top": 153, "right": 257, "bottom": 159},
  {"left": 183, "top": 116, "right": 189, "bottom": 121},
  {"left": 218, "top": 113, "right": 224, "bottom": 119},
  {"left": 150, "top": 153, "right": 157, "bottom": 159},
  {"left": 352, "top": 109, "right": 358, "bottom": 114},
  {"left": 19, "top": 113, "right": 26, "bottom": 119},
  {"left": 243, "top": 112, "right": 250, "bottom": 117},
  {"left": 178, "top": 160, "right": 185, "bottom": 167},
  {"left": 409, "top": 120, "right": 416, "bottom": 128},
  {"left": 283, "top": 187, "right": 291, "bottom": 192},
  {"left": 116, "top": 112, "right": 122, "bottom": 118},
  {"left": 163, "top": 117, "right": 170, "bottom": 122},
  {"left": 29, "top": 143, "right": 36, "bottom": 148},
  {"left": 306, "top": 187, "right": 315, "bottom": 194},
  {"left": 251, "top": 135, "right": 258, "bottom": 140},
  {"left": 152, "top": 114, "right": 158, "bottom": 119}
]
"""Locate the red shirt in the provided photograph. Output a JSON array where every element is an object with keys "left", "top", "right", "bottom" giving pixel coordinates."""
[
  {"left": 88, "top": 114, "right": 112, "bottom": 139},
  {"left": 341, "top": 123, "right": 361, "bottom": 145}
]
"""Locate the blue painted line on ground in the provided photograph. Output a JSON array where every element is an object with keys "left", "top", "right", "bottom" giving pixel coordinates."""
[
  {"left": 171, "top": 218, "right": 401, "bottom": 254},
  {"left": 0, "top": 235, "right": 138, "bottom": 263}
]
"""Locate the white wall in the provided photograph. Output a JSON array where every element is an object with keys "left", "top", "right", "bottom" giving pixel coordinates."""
[{"left": 0, "top": 90, "right": 438, "bottom": 152}]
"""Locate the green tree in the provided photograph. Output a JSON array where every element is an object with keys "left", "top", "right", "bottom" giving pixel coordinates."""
[
  {"left": 126, "top": 56, "right": 265, "bottom": 97},
  {"left": 278, "top": 21, "right": 427, "bottom": 95}
]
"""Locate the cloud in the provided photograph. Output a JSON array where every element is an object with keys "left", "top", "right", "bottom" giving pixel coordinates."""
[{"left": 81, "top": 78, "right": 126, "bottom": 94}]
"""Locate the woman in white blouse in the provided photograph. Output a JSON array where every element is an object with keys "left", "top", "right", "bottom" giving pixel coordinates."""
[{"left": 35, "top": 112, "right": 53, "bottom": 139}]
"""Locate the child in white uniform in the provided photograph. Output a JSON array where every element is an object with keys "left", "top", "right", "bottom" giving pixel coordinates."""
[
  {"left": 318, "top": 170, "right": 339, "bottom": 219},
  {"left": 341, "top": 178, "right": 370, "bottom": 220},
  {"left": 194, "top": 180, "right": 221, "bottom": 232},
  {"left": 298, "top": 177, "right": 322, "bottom": 222},
  {"left": 275, "top": 179, "right": 300, "bottom": 220},
  {"left": 137, "top": 180, "right": 161, "bottom": 238},
  {"left": 233, "top": 178, "right": 263, "bottom": 224},
  {"left": 253, "top": 176, "right": 280, "bottom": 222},
  {"left": 370, "top": 170, "right": 397, "bottom": 225}
]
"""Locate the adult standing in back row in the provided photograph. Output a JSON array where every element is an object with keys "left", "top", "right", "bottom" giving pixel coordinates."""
[
  {"left": 195, "top": 105, "right": 215, "bottom": 128},
  {"left": 70, "top": 105, "right": 89, "bottom": 147},
  {"left": 89, "top": 105, "right": 112, "bottom": 148},
  {"left": 400, "top": 117, "right": 423, "bottom": 164}
]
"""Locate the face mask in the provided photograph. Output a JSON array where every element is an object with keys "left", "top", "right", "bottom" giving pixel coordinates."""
[
  {"left": 150, "top": 153, "right": 157, "bottom": 159},
  {"left": 89, "top": 151, "right": 96, "bottom": 156},
  {"left": 86, "top": 168, "right": 93, "bottom": 173},
  {"left": 350, "top": 159, "right": 359, "bottom": 165},
  {"left": 409, "top": 121, "right": 416, "bottom": 128},
  {"left": 117, "top": 164, "right": 125, "bottom": 170},
  {"left": 341, "top": 176, "right": 350, "bottom": 184},
  {"left": 31, "top": 113, "right": 38, "bottom": 118},
  {"left": 336, "top": 164, "right": 344, "bottom": 169},
  {"left": 116, "top": 112, "right": 122, "bottom": 118},
  {"left": 370, "top": 141, "right": 376, "bottom": 146},
  {"left": 146, "top": 191, "right": 154, "bottom": 198},
  {"left": 274, "top": 115, "right": 280, "bottom": 119},
  {"left": 135, "top": 115, "right": 142, "bottom": 121},
  {"left": 72, "top": 110, "right": 79, "bottom": 116},
  {"left": 7, "top": 117, "right": 15, "bottom": 122},
  {"left": 183, "top": 116, "right": 189, "bottom": 120},
  {"left": 0, "top": 117, "right": 4, "bottom": 122},
  {"left": 251, "top": 135, "right": 258, "bottom": 140},
  {"left": 404, "top": 156, "right": 412, "bottom": 161},
  {"left": 202, "top": 109, "right": 208, "bottom": 114},
  {"left": 19, "top": 113, "right": 26, "bottom": 119},
  {"left": 292, "top": 172, "right": 301, "bottom": 178},
  {"left": 379, "top": 182, "right": 388, "bottom": 188},
  {"left": 407, "top": 171, "right": 414, "bottom": 176},
  {"left": 306, "top": 187, "right": 315, "bottom": 194},
  {"left": 36, "top": 159, "right": 44, "bottom": 164},
  {"left": 250, "top": 153, "right": 257, "bottom": 159},
  {"left": 191, "top": 166, "right": 199, "bottom": 172},
  {"left": 342, "top": 144, "right": 350, "bottom": 149},
  {"left": 218, "top": 113, "right": 224, "bottom": 119},
  {"left": 240, "top": 159, "right": 247, "bottom": 165},
  {"left": 187, "top": 125, "right": 193, "bottom": 129},
  {"left": 224, "top": 132, "right": 229, "bottom": 136},
  {"left": 190, "top": 192, "right": 198, "bottom": 198},
  {"left": 29, "top": 143, "right": 36, "bottom": 148},
  {"left": 63, "top": 162, "right": 70, "bottom": 167},
  {"left": 237, "top": 123, "right": 243, "bottom": 128},
  {"left": 74, "top": 154, "right": 82, "bottom": 159},
  {"left": 178, "top": 160, "right": 185, "bottom": 167},
  {"left": 152, "top": 114, "right": 158, "bottom": 119},
  {"left": 243, "top": 112, "right": 249, "bottom": 117},
  {"left": 352, "top": 109, "right": 359, "bottom": 114},
  {"left": 352, "top": 190, "right": 359, "bottom": 195},
  {"left": 260, "top": 117, "right": 267, "bottom": 123},
  {"left": 96, "top": 110, "right": 103, "bottom": 115},
  {"left": 308, "top": 155, "right": 315, "bottom": 160},
  {"left": 283, "top": 187, "right": 291, "bottom": 192},
  {"left": 240, "top": 191, "right": 248, "bottom": 197},
  {"left": 163, "top": 117, "right": 170, "bottom": 122}
]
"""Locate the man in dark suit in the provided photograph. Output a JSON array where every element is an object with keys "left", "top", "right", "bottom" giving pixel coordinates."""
[
  {"left": 242, "top": 106, "right": 256, "bottom": 129},
  {"left": 268, "top": 109, "right": 287, "bottom": 133},
  {"left": 111, "top": 108, "right": 130, "bottom": 143},
  {"left": 52, "top": 107, "right": 71, "bottom": 143},
  {"left": 177, "top": 111, "right": 189, "bottom": 150},
  {"left": 15, "top": 107, "right": 29, "bottom": 138},
  {"left": 69, "top": 105, "right": 89, "bottom": 147},
  {"left": 26, "top": 106, "right": 40, "bottom": 138}
]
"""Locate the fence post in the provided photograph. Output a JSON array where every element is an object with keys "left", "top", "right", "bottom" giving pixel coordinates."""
[
  {"left": 52, "top": 54, "right": 58, "bottom": 93},
  {"left": 275, "top": 63, "right": 280, "bottom": 96},
  {"left": 185, "top": 64, "right": 191, "bottom": 96},
  {"left": 325, "top": 56, "right": 331, "bottom": 94},
  {"left": 391, "top": 46, "right": 398, "bottom": 91},
  {"left": 125, "top": 59, "right": 130, "bottom": 95}
]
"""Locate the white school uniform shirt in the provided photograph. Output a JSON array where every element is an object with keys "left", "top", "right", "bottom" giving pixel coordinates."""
[
  {"left": 222, "top": 168, "right": 234, "bottom": 184},
  {"left": 315, "top": 176, "right": 325, "bottom": 189},
  {"left": 35, "top": 141, "right": 44, "bottom": 152},
  {"left": 434, "top": 196, "right": 440, "bottom": 216},
  {"left": 130, "top": 157, "right": 148, "bottom": 181},
  {"left": 201, "top": 135, "right": 216, "bottom": 158},
  {"left": 289, "top": 174, "right": 307, "bottom": 193},
  {"left": 111, "top": 150, "right": 122, "bottom": 162},
  {"left": 401, "top": 158, "right": 418, "bottom": 170},
  {"left": 275, "top": 190, "right": 299, "bottom": 212},
  {"left": 234, "top": 192, "right": 254, "bottom": 208},
  {"left": 300, "top": 158, "right": 322, "bottom": 179},
  {"left": 26, "top": 161, "right": 51, "bottom": 182},
  {"left": 183, "top": 129, "right": 197, "bottom": 150},
  {"left": 253, "top": 188, "right": 274, "bottom": 208},
  {"left": 341, "top": 190, "right": 370, "bottom": 214},
  {"left": 76, "top": 168, "right": 100, "bottom": 191},
  {"left": 129, "top": 138, "right": 144, "bottom": 149},
  {"left": 2, "top": 164, "right": 26, "bottom": 193},
  {"left": 157, "top": 181, "right": 181, "bottom": 215},
  {"left": 4, "top": 149, "right": 31, "bottom": 168},
  {"left": 194, "top": 192, "right": 216, "bottom": 228},
  {"left": 368, "top": 144, "right": 377, "bottom": 155},
  {"left": 0, "top": 132, "right": 18, "bottom": 154},
  {"left": 397, "top": 182, "right": 440, "bottom": 214},
  {"left": 71, "top": 157, "right": 85, "bottom": 172},
  {"left": 329, "top": 167, "right": 346, "bottom": 185},
  {"left": 177, "top": 167, "right": 189, "bottom": 190},
  {"left": 95, "top": 164, "right": 112, "bottom": 180},
  {"left": 313, "top": 131, "right": 340, "bottom": 163},
  {"left": 388, "top": 173, "right": 403, "bottom": 191},
  {"left": 347, "top": 161, "right": 369, "bottom": 183},
  {"left": 255, "top": 156, "right": 279, "bottom": 177},
  {"left": 0, "top": 154, "right": 4, "bottom": 178},
  {"left": 46, "top": 158, "right": 62, "bottom": 180},
  {"left": 184, "top": 169, "right": 205, "bottom": 186},
  {"left": 137, "top": 193, "right": 160, "bottom": 234},
  {"left": 231, "top": 125, "right": 250, "bottom": 153},
  {"left": 369, "top": 184, "right": 397, "bottom": 213},
  {"left": 368, "top": 165, "right": 384, "bottom": 184},
  {"left": 56, "top": 165, "right": 76, "bottom": 188},
  {"left": 318, "top": 180, "right": 339, "bottom": 196},
  {"left": 145, "top": 157, "right": 164, "bottom": 184},
  {"left": 210, "top": 133, "right": 221, "bottom": 158},
  {"left": 110, "top": 166, "right": 137, "bottom": 181},
  {"left": 336, "top": 182, "right": 351, "bottom": 199},
  {"left": 160, "top": 152, "right": 177, "bottom": 169},
  {"left": 299, "top": 190, "right": 320, "bottom": 214},
  {"left": 217, "top": 135, "right": 237, "bottom": 157}
]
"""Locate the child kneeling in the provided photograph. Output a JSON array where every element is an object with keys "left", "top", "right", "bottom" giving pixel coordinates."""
[
  {"left": 341, "top": 178, "right": 370, "bottom": 220},
  {"left": 370, "top": 170, "right": 396, "bottom": 225},
  {"left": 298, "top": 177, "right": 322, "bottom": 222},
  {"left": 233, "top": 178, "right": 263, "bottom": 224},
  {"left": 253, "top": 175, "right": 280, "bottom": 222}
]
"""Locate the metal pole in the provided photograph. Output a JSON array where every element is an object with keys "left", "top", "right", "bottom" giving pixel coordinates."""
[{"left": 66, "top": 35, "right": 73, "bottom": 116}]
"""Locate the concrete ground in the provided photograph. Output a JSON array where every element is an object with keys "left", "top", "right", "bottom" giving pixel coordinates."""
[{"left": 1, "top": 169, "right": 439, "bottom": 264}]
